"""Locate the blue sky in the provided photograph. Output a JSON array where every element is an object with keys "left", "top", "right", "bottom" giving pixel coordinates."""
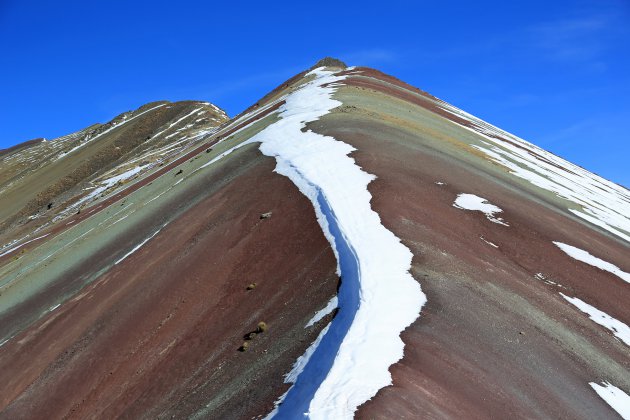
[{"left": 1, "top": 0, "right": 629, "bottom": 186}]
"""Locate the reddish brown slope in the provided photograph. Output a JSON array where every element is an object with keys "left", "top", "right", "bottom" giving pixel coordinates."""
[{"left": 0, "top": 146, "right": 338, "bottom": 419}]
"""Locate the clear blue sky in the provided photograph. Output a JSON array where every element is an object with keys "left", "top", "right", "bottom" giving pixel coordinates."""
[{"left": 1, "top": 0, "right": 629, "bottom": 186}]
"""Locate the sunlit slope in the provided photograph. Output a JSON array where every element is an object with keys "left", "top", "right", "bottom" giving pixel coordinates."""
[
  {"left": 314, "top": 67, "right": 629, "bottom": 419},
  {"left": 0, "top": 100, "right": 228, "bottom": 234},
  {"left": 0, "top": 61, "right": 628, "bottom": 420}
]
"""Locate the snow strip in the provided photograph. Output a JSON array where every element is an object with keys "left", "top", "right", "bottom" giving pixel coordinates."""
[
  {"left": 56, "top": 104, "right": 166, "bottom": 160},
  {"left": 258, "top": 68, "right": 423, "bottom": 419},
  {"left": 198, "top": 68, "right": 426, "bottom": 419},
  {"left": 590, "top": 382, "right": 630, "bottom": 419},
  {"left": 480, "top": 236, "right": 499, "bottom": 248},
  {"left": 74, "top": 165, "right": 147, "bottom": 208},
  {"left": 114, "top": 225, "right": 164, "bottom": 265},
  {"left": 554, "top": 242, "right": 630, "bottom": 284},
  {"left": 305, "top": 296, "right": 338, "bottom": 328},
  {"left": 560, "top": 293, "right": 630, "bottom": 346},
  {"left": 0, "top": 234, "right": 50, "bottom": 258},
  {"left": 150, "top": 107, "right": 202, "bottom": 140},
  {"left": 453, "top": 193, "right": 509, "bottom": 226}
]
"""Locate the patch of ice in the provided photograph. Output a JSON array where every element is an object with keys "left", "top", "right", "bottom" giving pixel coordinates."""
[
  {"left": 554, "top": 242, "right": 630, "bottom": 284},
  {"left": 561, "top": 293, "right": 630, "bottom": 346},
  {"left": 453, "top": 193, "right": 509, "bottom": 226},
  {"left": 305, "top": 297, "right": 338, "bottom": 328},
  {"left": 590, "top": 382, "right": 630, "bottom": 419}
]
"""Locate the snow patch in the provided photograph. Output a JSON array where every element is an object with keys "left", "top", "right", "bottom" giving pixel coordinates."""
[
  {"left": 561, "top": 293, "right": 630, "bottom": 346},
  {"left": 590, "top": 382, "right": 630, "bottom": 419},
  {"left": 554, "top": 242, "right": 630, "bottom": 284},
  {"left": 453, "top": 193, "right": 509, "bottom": 226},
  {"left": 305, "top": 296, "right": 338, "bottom": 328}
]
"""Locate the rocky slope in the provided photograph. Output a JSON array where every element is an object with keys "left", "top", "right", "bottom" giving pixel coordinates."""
[
  {"left": 0, "top": 59, "right": 628, "bottom": 419},
  {"left": 0, "top": 100, "right": 228, "bottom": 235}
]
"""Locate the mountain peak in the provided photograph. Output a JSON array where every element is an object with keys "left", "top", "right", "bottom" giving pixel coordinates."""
[{"left": 312, "top": 56, "right": 347, "bottom": 69}]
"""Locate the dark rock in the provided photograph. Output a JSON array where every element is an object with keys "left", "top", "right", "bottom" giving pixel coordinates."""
[{"left": 312, "top": 57, "right": 347, "bottom": 69}]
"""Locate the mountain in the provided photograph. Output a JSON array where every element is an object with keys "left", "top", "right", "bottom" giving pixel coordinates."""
[{"left": 0, "top": 58, "right": 628, "bottom": 419}]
